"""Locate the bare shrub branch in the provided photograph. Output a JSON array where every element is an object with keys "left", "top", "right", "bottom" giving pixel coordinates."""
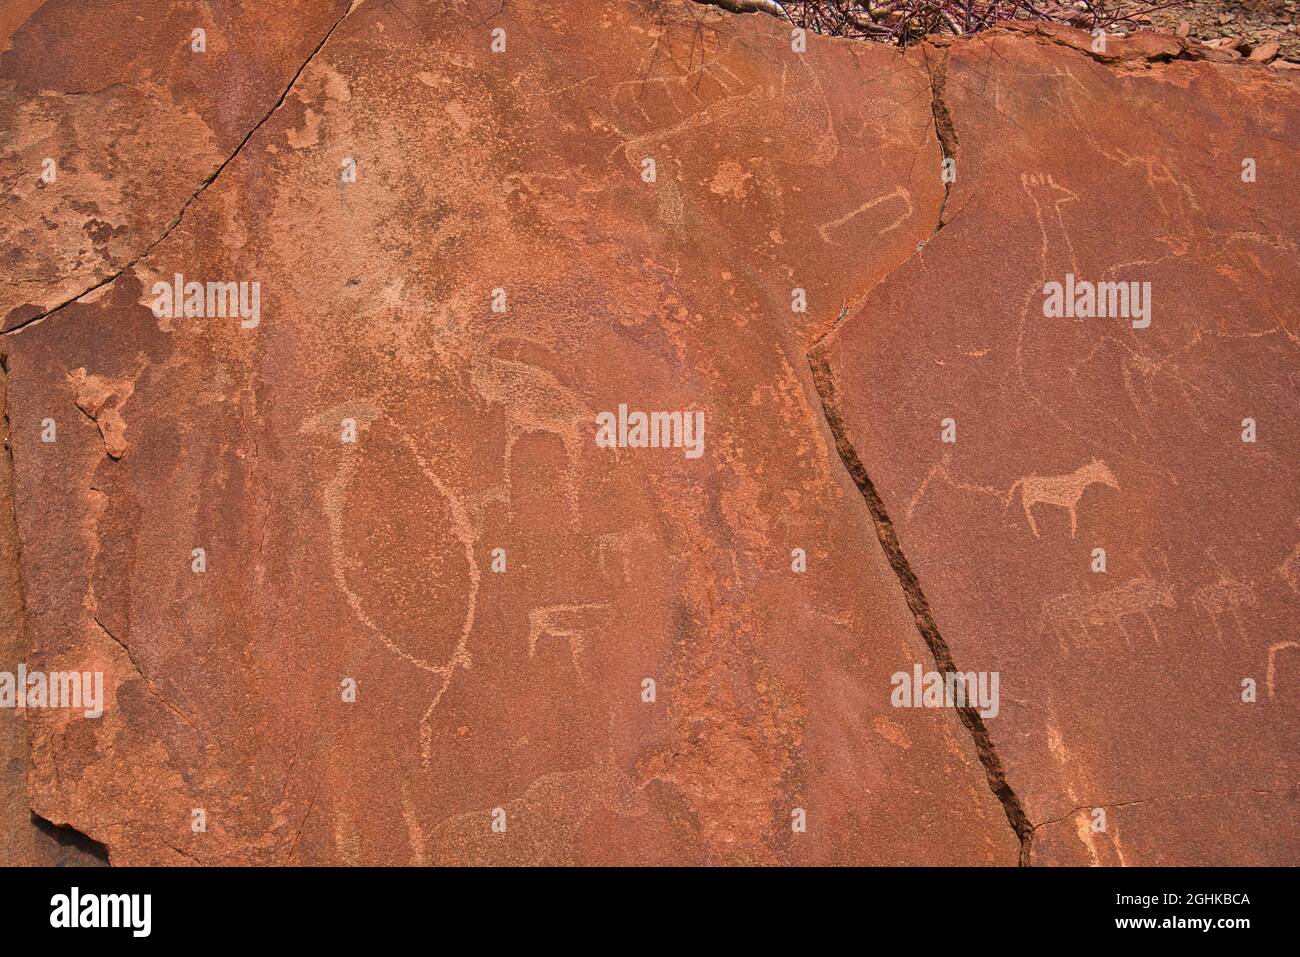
[{"left": 693, "top": 0, "right": 1191, "bottom": 47}]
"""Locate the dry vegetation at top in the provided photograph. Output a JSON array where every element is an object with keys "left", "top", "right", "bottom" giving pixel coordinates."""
[{"left": 694, "top": 0, "right": 1299, "bottom": 61}]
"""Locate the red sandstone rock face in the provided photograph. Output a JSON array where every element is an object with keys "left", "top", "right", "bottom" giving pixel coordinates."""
[
  {"left": 817, "top": 25, "right": 1299, "bottom": 864},
  {"left": 0, "top": 0, "right": 353, "bottom": 331},
  {"left": 0, "top": 365, "right": 105, "bottom": 866},
  {"left": 0, "top": 0, "right": 1015, "bottom": 866},
  {"left": 0, "top": 1, "right": 1293, "bottom": 866}
]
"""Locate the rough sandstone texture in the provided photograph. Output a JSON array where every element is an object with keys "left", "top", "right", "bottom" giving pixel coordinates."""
[
  {"left": 816, "top": 24, "right": 1300, "bottom": 863},
  {"left": 1, "top": 361, "right": 105, "bottom": 866},
  {"left": 0, "top": 1, "right": 1294, "bottom": 865}
]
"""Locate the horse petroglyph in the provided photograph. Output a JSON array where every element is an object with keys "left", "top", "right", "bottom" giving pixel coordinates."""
[{"left": 1006, "top": 458, "right": 1118, "bottom": 538}]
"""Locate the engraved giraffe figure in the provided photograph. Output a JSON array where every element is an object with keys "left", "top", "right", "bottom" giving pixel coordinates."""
[
  {"left": 1006, "top": 458, "right": 1118, "bottom": 538},
  {"left": 466, "top": 352, "right": 593, "bottom": 528},
  {"left": 1020, "top": 172, "right": 1081, "bottom": 285},
  {"left": 1017, "top": 172, "right": 1089, "bottom": 435}
]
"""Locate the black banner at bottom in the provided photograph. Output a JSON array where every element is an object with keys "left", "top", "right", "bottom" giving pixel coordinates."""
[{"left": 0, "top": 865, "right": 1284, "bottom": 943}]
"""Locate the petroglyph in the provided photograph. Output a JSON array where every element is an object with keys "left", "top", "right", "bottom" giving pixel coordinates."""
[
  {"left": 310, "top": 412, "right": 480, "bottom": 768},
  {"left": 1115, "top": 340, "right": 1213, "bottom": 433},
  {"left": 609, "top": 84, "right": 765, "bottom": 165},
  {"left": 400, "top": 781, "right": 427, "bottom": 866},
  {"left": 1038, "top": 592, "right": 1091, "bottom": 655},
  {"left": 1021, "top": 172, "right": 1081, "bottom": 280},
  {"left": 1266, "top": 642, "right": 1299, "bottom": 700},
  {"left": 425, "top": 757, "right": 649, "bottom": 865},
  {"left": 1006, "top": 458, "right": 1118, "bottom": 538},
  {"left": 596, "top": 528, "right": 657, "bottom": 584},
  {"left": 1101, "top": 147, "right": 1203, "bottom": 257},
  {"left": 527, "top": 603, "right": 612, "bottom": 682},
  {"left": 609, "top": 26, "right": 839, "bottom": 172},
  {"left": 1279, "top": 529, "right": 1300, "bottom": 594},
  {"left": 10, "top": 0, "right": 1299, "bottom": 869},
  {"left": 905, "top": 457, "right": 1002, "bottom": 521},
  {"left": 466, "top": 352, "right": 592, "bottom": 529},
  {"left": 1082, "top": 577, "right": 1176, "bottom": 647},
  {"left": 1039, "top": 577, "right": 1176, "bottom": 653},
  {"left": 1192, "top": 575, "right": 1260, "bottom": 646},
  {"left": 817, "top": 186, "right": 913, "bottom": 245}
]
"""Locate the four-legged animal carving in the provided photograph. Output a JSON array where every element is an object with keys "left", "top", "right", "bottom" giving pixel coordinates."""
[
  {"left": 527, "top": 603, "right": 611, "bottom": 681},
  {"left": 1007, "top": 458, "right": 1118, "bottom": 538}
]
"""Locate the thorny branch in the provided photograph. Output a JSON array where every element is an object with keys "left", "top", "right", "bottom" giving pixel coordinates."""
[{"left": 694, "top": 0, "right": 1190, "bottom": 47}]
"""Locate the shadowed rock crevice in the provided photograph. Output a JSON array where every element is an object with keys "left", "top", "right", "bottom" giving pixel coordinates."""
[
  {"left": 921, "top": 44, "right": 958, "bottom": 235},
  {"left": 808, "top": 351, "right": 1035, "bottom": 863},
  {"left": 31, "top": 813, "right": 111, "bottom": 864}
]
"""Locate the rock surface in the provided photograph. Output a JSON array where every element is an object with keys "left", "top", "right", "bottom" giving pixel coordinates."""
[
  {"left": 0, "top": 0, "right": 1294, "bottom": 865},
  {"left": 0, "top": 362, "right": 106, "bottom": 866},
  {"left": 0, "top": 0, "right": 353, "bottom": 331},
  {"left": 815, "top": 24, "right": 1300, "bottom": 863}
]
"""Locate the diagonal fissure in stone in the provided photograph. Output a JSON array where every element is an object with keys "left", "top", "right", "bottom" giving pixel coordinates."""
[
  {"left": 2, "top": 0, "right": 361, "bottom": 338},
  {"left": 807, "top": 350, "right": 1035, "bottom": 864}
]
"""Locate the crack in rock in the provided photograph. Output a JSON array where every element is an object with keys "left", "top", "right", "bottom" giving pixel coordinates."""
[
  {"left": 807, "top": 350, "right": 1035, "bottom": 864},
  {"left": 2, "top": 0, "right": 361, "bottom": 338}
]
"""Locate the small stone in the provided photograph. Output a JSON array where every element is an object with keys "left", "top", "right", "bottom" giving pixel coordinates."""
[
  {"left": 1176, "top": 20, "right": 1190, "bottom": 38},
  {"left": 1249, "top": 41, "right": 1281, "bottom": 62}
]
